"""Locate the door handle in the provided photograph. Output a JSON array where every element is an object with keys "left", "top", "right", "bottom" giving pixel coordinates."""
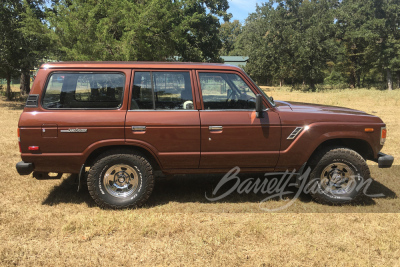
[
  {"left": 209, "top": 126, "right": 223, "bottom": 131},
  {"left": 132, "top": 126, "right": 146, "bottom": 132}
]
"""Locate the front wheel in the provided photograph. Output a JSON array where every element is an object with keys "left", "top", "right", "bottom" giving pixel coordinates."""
[
  {"left": 308, "top": 147, "right": 370, "bottom": 205},
  {"left": 87, "top": 151, "right": 154, "bottom": 209}
]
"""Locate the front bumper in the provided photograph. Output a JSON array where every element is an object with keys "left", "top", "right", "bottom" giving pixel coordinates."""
[
  {"left": 16, "top": 161, "right": 34, "bottom": 175},
  {"left": 374, "top": 152, "right": 394, "bottom": 168}
]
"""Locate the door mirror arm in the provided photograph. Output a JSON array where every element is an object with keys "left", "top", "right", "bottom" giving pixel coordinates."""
[{"left": 256, "top": 94, "right": 264, "bottom": 118}]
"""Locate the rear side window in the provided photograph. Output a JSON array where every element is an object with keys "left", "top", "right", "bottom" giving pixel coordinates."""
[
  {"left": 131, "top": 71, "right": 194, "bottom": 110},
  {"left": 42, "top": 72, "right": 125, "bottom": 109}
]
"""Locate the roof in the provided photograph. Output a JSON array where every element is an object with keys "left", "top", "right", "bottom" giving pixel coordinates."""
[{"left": 40, "top": 61, "right": 242, "bottom": 70}]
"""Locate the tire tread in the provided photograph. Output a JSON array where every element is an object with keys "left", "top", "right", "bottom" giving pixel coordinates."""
[
  {"left": 87, "top": 149, "right": 154, "bottom": 209},
  {"left": 308, "top": 146, "right": 370, "bottom": 205}
]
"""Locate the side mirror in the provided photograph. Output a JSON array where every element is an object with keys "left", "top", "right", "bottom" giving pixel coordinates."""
[{"left": 256, "top": 94, "right": 264, "bottom": 118}]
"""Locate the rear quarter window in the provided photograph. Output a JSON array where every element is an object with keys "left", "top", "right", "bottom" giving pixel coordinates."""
[{"left": 42, "top": 72, "right": 125, "bottom": 109}]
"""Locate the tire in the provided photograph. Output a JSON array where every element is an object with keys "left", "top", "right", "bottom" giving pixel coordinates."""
[
  {"left": 87, "top": 150, "right": 154, "bottom": 209},
  {"left": 307, "top": 147, "right": 370, "bottom": 205}
]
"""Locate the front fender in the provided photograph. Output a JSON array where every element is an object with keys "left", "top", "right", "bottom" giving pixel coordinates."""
[{"left": 276, "top": 122, "right": 382, "bottom": 170}]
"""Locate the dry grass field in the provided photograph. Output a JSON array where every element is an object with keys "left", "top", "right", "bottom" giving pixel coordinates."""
[{"left": 0, "top": 87, "right": 399, "bottom": 266}]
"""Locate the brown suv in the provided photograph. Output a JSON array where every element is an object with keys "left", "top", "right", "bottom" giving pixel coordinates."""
[{"left": 16, "top": 62, "right": 394, "bottom": 208}]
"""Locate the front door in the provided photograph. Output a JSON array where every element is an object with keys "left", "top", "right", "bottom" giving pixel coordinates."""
[{"left": 197, "top": 71, "right": 281, "bottom": 169}]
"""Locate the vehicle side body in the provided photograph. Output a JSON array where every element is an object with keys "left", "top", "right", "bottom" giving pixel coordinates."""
[{"left": 18, "top": 62, "right": 390, "bottom": 176}]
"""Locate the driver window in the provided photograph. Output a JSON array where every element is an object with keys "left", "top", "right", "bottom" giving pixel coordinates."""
[{"left": 199, "top": 73, "right": 256, "bottom": 110}]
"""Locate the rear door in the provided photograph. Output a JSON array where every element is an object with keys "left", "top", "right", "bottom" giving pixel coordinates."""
[
  {"left": 196, "top": 71, "right": 281, "bottom": 169},
  {"left": 19, "top": 69, "right": 130, "bottom": 172},
  {"left": 125, "top": 70, "right": 200, "bottom": 169}
]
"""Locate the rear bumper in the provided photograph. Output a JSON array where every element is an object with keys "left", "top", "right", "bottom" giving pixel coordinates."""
[
  {"left": 21, "top": 153, "right": 83, "bottom": 173},
  {"left": 374, "top": 152, "right": 394, "bottom": 168},
  {"left": 16, "top": 161, "right": 34, "bottom": 175}
]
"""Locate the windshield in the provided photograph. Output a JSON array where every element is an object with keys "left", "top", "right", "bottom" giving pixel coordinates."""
[{"left": 243, "top": 72, "right": 276, "bottom": 107}]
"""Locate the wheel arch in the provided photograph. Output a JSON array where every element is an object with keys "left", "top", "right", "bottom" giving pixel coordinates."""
[
  {"left": 84, "top": 145, "right": 162, "bottom": 171},
  {"left": 308, "top": 138, "right": 374, "bottom": 164}
]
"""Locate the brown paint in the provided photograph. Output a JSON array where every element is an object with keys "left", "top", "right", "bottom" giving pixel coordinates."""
[{"left": 18, "top": 62, "right": 387, "bottom": 174}]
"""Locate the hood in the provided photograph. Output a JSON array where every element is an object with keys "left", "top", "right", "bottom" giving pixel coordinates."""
[{"left": 275, "top": 100, "right": 369, "bottom": 116}]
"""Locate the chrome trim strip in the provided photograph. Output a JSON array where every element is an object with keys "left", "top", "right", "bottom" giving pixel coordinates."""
[
  {"left": 201, "top": 109, "right": 263, "bottom": 112},
  {"left": 127, "top": 109, "right": 268, "bottom": 112},
  {"left": 60, "top": 129, "right": 88, "bottom": 133},
  {"left": 128, "top": 110, "right": 197, "bottom": 112}
]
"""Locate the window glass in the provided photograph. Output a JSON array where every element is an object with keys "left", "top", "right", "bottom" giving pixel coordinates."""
[
  {"left": 199, "top": 73, "right": 257, "bottom": 110},
  {"left": 42, "top": 73, "right": 125, "bottom": 109},
  {"left": 131, "top": 72, "right": 153, "bottom": 109},
  {"left": 131, "top": 71, "right": 193, "bottom": 110}
]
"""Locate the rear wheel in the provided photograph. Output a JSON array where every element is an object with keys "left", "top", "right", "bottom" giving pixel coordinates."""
[
  {"left": 308, "top": 147, "right": 370, "bottom": 205},
  {"left": 87, "top": 151, "right": 154, "bottom": 209}
]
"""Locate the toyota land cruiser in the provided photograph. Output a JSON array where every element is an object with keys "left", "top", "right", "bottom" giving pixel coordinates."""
[{"left": 16, "top": 62, "right": 394, "bottom": 208}]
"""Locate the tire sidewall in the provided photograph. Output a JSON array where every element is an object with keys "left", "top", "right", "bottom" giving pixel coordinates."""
[
  {"left": 92, "top": 155, "right": 149, "bottom": 208},
  {"left": 310, "top": 149, "right": 368, "bottom": 203}
]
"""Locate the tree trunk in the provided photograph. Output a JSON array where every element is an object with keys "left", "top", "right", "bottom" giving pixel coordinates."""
[
  {"left": 310, "top": 79, "right": 315, "bottom": 91},
  {"left": 397, "top": 71, "right": 400, "bottom": 89},
  {"left": 387, "top": 69, "right": 393, "bottom": 91},
  {"left": 20, "top": 71, "right": 25, "bottom": 96},
  {"left": 361, "top": 75, "right": 364, "bottom": 88},
  {"left": 20, "top": 69, "right": 30, "bottom": 95},
  {"left": 279, "top": 79, "right": 283, "bottom": 87},
  {"left": 6, "top": 72, "right": 12, "bottom": 101},
  {"left": 349, "top": 70, "right": 356, "bottom": 88}
]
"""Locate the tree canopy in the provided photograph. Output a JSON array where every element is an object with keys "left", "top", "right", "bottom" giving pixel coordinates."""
[
  {"left": 1, "top": 0, "right": 52, "bottom": 98},
  {"left": 233, "top": 0, "right": 400, "bottom": 90},
  {"left": 1, "top": 0, "right": 400, "bottom": 93},
  {"left": 48, "top": 0, "right": 229, "bottom": 62}
]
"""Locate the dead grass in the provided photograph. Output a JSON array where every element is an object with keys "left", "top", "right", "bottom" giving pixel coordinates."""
[
  {"left": 0, "top": 88, "right": 400, "bottom": 266},
  {"left": 0, "top": 83, "right": 20, "bottom": 92}
]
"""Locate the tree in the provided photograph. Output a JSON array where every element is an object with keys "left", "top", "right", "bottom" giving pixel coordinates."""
[
  {"left": 0, "top": 0, "right": 51, "bottom": 98},
  {"left": 293, "top": 0, "right": 338, "bottom": 89},
  {"left": 236, "top": 0, "right": 337, "bottom": 89},
  {"left": 333, "top": 0, "right": 400, "bottom": 90},
  {"left": 219, "top": 20, "right": 242, "bottom": 55},
  {"left": 236, "top": 0, "right": 400, "bottom": 90},
  {"left": 233, "top": 3, "right": 274, "bottom": 84},
  {"left": 374, "top": 0, "right": 400, "bottom": 90},
  {"left": 48, "top": 0, "right": 229, "bottom": 62},
  {"left": 18, "top": 0, "right": 52, "bottom": 94},
  {"left": 336, "top": 0, "right": 382, "bottom": 88},
  {"left": 0, "top": 0, "right": 23, "bottom": 100}
]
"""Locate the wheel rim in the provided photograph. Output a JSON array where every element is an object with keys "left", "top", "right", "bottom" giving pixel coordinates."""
[
  {"left": 320, "top": 163, "right": 356, "bottom": 195},
  {"left": 103, "top": 164, "right": 139, "bottom": 198}
]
